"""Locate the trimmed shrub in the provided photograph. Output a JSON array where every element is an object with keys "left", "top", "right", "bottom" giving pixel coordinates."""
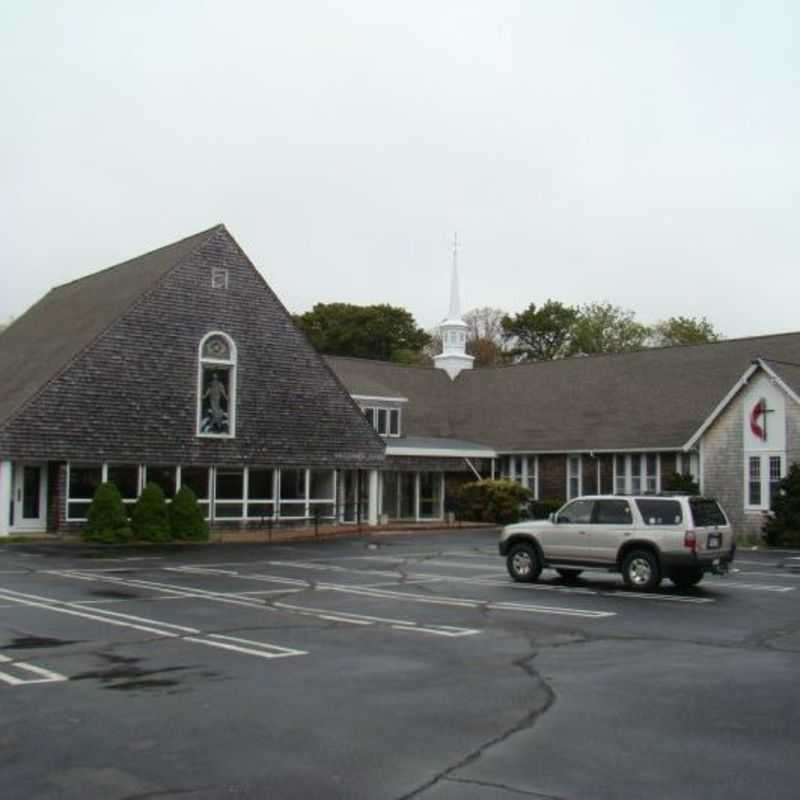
[
  {"left": 526, "top": 499, "right": 563, "bottom": 520},
  {"left": 131, "top": 483, "right": 171, "bottom": 542},
  {"left": 763, "top": 462, "right": 800, "bottom": 547},
  {"left": 457, "top": 479, "right": 531, "bottom": 525},
  {"left": 169, "top": 486, "right": 209, "bottom": 541},
  {"left": 663, "top": 471, "right": 700, "bottom": 495},
  {"left": 83, "top": 482, "right": 131, "bottom": 544}
]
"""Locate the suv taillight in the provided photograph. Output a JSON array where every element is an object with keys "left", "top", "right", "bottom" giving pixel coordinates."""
[{"left": 684, "top": 530, "right": 697, "bottom": 551}]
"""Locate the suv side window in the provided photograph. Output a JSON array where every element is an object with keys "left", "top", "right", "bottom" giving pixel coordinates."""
[
  {"left": 636, "top": 499, "right": 683, "bottom": 525},
  {"left": 594, "top": 499, "right": 632, "bottom": 525},
  {"left": 689, "top": 498, "right": 727, "bottom": 527},
  {"left": 557, "top": 499, "right": 594, "bottom": 524}
]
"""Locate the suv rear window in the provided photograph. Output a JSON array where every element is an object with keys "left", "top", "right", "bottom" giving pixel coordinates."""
[
  {"left": 689, "top": 498, "right": 727, "bottom": 527},
  {"left": 635, "top": 499, "right": 683, "bottom": 526}
]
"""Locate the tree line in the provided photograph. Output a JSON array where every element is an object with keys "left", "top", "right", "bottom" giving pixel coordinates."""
[{"left": 294, "top": 301, "right": 721, "bottom": 367}]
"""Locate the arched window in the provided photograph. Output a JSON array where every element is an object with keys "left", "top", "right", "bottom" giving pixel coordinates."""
[{"left": 198, "top": 332, "right": 236, "bottom": 437}]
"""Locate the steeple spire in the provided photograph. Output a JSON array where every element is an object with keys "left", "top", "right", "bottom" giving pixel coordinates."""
[
  {"left": 448, "top": 232, "right": 461, "bottom": 320},
  {"left": 434, "top": 232, "right": 474, "bottom": 380}
]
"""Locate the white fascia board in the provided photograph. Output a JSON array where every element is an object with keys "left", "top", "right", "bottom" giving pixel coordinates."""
[
  {"left": 351, "top": 394, "right": 409, "bottom": 404},
  {"left": 497, "top": 447, "right": 685, "bottom": 455},
  {"left": 682, "top": 362, "right": 761, "bottom": 451},
  {"left": 386, "top": 446, "right": 496, "bottom": 459},
  {"left": 758, "top": 359, "right": 800, "bottom": 407}
]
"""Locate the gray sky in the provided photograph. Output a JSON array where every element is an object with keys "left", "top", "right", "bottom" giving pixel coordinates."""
[{"left": 2, "top": 1, "right": 798, "bottom": 337}]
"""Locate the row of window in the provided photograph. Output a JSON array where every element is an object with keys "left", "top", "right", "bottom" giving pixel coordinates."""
[
  {"left": 557, "top": 496, "right": 726, "bottom": 527},
  {"left": 499, "top": 453, "right": 696, "bottom": 500},
  {"left": 66, "top": 464, "right": 337, "bottom": 522}
]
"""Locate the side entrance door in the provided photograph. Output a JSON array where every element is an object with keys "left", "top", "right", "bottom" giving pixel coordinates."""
[{"left": 11, "top": 464, "right": 47, "bottom": 532}]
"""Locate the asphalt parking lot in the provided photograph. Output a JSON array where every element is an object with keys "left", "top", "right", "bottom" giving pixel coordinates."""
[{"left": 1, "top": 530, "right": 799, "bottom": 800}]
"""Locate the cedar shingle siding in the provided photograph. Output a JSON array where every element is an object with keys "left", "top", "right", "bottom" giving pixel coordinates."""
[{"left": 0, "top": 227, "right": 385, "bottom": 468}]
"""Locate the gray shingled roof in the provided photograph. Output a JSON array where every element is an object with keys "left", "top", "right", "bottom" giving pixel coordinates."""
[
  {"left": 764, "top": 358, "right": 800, "bottom": 400},
  {"left": 329, "top": 333, "right": 800, "bottom": 451},
  {"left": 0, "top": 226, "right": 221, "bottom": 428}
]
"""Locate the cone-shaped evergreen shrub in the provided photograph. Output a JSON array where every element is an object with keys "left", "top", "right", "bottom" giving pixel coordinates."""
[
  {"left": 83, "top": 482, "right": 131, "bottom": 543},
  {"left": 169, "top": 485, "right": 209, "bottom": 541},
  {"left": 764, "top": 462, "right": 800, "bottom": 547},
  {"left": 131, "top": 483, "right": 170, "bottom": 542}
]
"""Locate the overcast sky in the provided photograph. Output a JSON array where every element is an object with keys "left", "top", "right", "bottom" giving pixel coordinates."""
[{"left": 2, "top": 1, "right": 798, "bottom": 338}]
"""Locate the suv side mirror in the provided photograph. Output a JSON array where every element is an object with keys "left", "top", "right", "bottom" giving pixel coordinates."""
[{"left": 549, "top": 512, "right": 557, "bottom": 523}]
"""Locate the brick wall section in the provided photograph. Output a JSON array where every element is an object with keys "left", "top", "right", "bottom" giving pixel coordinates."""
[
  {"left": 0, "top": 229, "right": 385, "bottom": 470},
  {"left": 539, "top": 455, "right": 566, "bottom": 502}
]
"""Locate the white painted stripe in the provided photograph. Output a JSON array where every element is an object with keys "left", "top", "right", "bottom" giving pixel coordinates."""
[
  {"left": 208, "top": 635, "right": 307, "bottom": 657},
  {"left": 0, "top": 654, "right": 67, "bottom": 686},
  {"left": 390, "top": 625, "right": 480, "bottom": 637},
  {"left": 734, "top": 570, "right": 800, "bottom": 580},
  {"left": 11, "top": 661, "right": 68, "bottom": 682},
  {"left": 182, "top": 637, "right": 305, "bottom": 659},
  {"left": 710, "top": 583, "right": 794, "bottom": 593},
  {"left": 0, "top": 670, "right": 24, "bottom": 686},
  {"left": 274, "top": 601, "right": 416, "bottom": 626}
]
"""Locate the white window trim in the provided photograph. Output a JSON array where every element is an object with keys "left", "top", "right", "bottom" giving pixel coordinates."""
[
  {"left": 566, "top": 455, "right": 582, "bottom": 500},
  {"left": 197, "top": 331, "right": 237, "bottom": 439},
  {"left": 612, "top": 454, "right": 661, "bottom": 495},
  {"left": 360, "top": 404, "right": 402, "bottom": 438},
  {"left": 744, "top": 451, "right": 785, "bottom": 511}
]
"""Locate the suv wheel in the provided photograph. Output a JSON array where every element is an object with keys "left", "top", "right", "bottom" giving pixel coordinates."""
[
  {"left": 621, "top": 550, "right": 661, "bottom": 592},
  {"left": 506, "top": 543, "right": 542, "bottom": 583},
  {"left": 669, "top": 567, "right": 704, "bottom": 589}
]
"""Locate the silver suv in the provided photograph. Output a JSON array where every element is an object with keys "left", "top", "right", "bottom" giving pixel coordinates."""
[{"left": 498, "top": 494, "right": 735, "bottom": 591}]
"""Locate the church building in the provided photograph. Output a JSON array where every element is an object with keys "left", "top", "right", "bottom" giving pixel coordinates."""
[{"left": 1, "top": 225, "right": 799, "bottom": 539}]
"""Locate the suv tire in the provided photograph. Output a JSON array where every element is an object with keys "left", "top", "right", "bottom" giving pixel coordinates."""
[
  {"left": 622, "top": 549, "right": 661, "bottom": 592},
  {"left": 506, "top": 542, "right": 542, "bottom": 583},
  {"left": 669, "top": 567, "right": 704, "bottom": 589}
]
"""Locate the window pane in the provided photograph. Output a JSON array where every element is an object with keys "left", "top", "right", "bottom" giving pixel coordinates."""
[
  {"left": 280, "top": 469, "right": 306, "bottom": 500},
  {"left": 748, "top": 457, "right": 762, "bottom": 506},
  {"left": 769, "top": 456, "right": 782, "bottom": 509},
  {"left": 365, "top": 408, "right": 375, "bottom": 427},
  {"left": 22, "top": 467, "right": 41, "bottom": 519},
  {"left": 558, "top": 499, "right": 594, "bottom": 524},
  {"left": 636, "top": 499, "right": 683, "bottom": 526},
  {"left": 146, "top": 466, "right": 176, "bottom": 499},
  {"left": 389, "top": 409, "right": 400, "bottom": 436},
  {"left": 690, "top": 498, "right": 728, "bottom": 526},
  {"left": 377, "top": 409, "right": 388, "bottom": 435},
  {"left": 594, "top": 500, "right": 632, "bottom": 525},
  {"left": 248, "top": 469, "right": 274, "bottom": 500},
  {"left": 202, "top": 335, "right": 231, "bottom": 360},
  {"left": 309, "top": 502, "right": 335, "bottom": 519},
  {"left": 419, "top": 472, "right": 441, "bottom": 519},
  {"left": 215, "top": 503, "right": 243, "bottom": 518},
  {"left": 69, "top": 465, "right": 102, "bottom": 500},
  {"left": 310, "top": 470, "right": 334, "bottom": 500},
  {"left": 200, "top": 366, "right": 231, "bottom": 435},
  {"left": 107, "top": 465, "right": 139, "bottom": 500},
  {"left": 246, "top": 502, "right": 274, "bottom": 519},
  {"left": 67, "top": 501, "right": 91, "bottom": 520},
  {"left": 280, "top": 502, "right": 306, "bottom": 518},
  {"left": 382, "top": 472, "right": 399, "bottom": 519},
  {"left": 181, "top": 467, "right": 210, "bottom": 500},
  {"left": 216, "top": 469, "right": 244, "bottom": 500}
]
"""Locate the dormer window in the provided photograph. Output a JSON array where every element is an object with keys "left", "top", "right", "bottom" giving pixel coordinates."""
[
  {"left": 198, "top": 332, "right": 236, "bottom": 437},
  {"left": 362, "top": 405, "right": 400, "bottom": 437}
]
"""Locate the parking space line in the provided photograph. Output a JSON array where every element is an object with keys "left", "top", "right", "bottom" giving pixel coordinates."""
[
  {"left": 706, "top": 582, "right": 794, "bottom": 593},
  {"left": 0, "top": 654, "right": 68, "bottom": 687},
  {"left": 44, "top": 570, "right": 486, "bottom": 637},
  {"left": 0, "top": 586, "right": 306, "bottom": 664}
]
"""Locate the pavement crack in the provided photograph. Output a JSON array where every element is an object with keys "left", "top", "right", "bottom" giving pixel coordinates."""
[
  {"left": 395, "top": 651, "right": 555, "bottom": 800},
  {"left": 444, "top": 776, "right": 566, "bottom": 799}
]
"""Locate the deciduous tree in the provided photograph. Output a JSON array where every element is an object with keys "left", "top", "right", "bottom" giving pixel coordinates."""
[
  {"left": 570, "top": 302, "right": 651, "bottom": 355},
  {"left": 650, "top": 316, "right": 721, "bottom": 347},
  {"left": 294, "top": 303, "right": 430, "bottom": 362},
  {"left": 501, "top": 300, "right": 579, "bottom": 361}
]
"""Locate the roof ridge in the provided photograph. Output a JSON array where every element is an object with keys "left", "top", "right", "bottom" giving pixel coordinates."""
[
  {"left": 467, "top": 329, "right": 800, "bottom": 373},
  {"left": 324, "top": 354, "right": 436, "bottom": 370},
  {"left": 51, "top": 224, "right": 224, "bottom": 291}
]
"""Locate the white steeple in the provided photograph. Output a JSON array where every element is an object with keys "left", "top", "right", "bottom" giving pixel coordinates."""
[{"left": 434, "top": 233, "right": 474, "bottom": 380}]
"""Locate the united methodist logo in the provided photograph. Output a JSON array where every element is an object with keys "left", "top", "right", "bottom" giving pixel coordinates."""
[{"left": 750, "top": 398, "right": 774, "bottom": 441}]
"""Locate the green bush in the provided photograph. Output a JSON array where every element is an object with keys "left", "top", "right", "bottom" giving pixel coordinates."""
[
  {"left": 526, "top": 499, "right": 563, "bottom": 520},
  {"left": 83, "top": 482, "right": 131, "bottom": 543},
  {"left": 763, "top": 462, "right": 800, "bottom": 547},
  {"left": 457, "top": 479, "right": 531, "bottom": 525},
  {"left": 169, "top": 486, "right": 209, "bottom": 541},
  {"left": 663, "top": 471, "right": 700, "bottom": 495},
  {"left": 131, "top": 483, "right": 171, "bottom": 542}
]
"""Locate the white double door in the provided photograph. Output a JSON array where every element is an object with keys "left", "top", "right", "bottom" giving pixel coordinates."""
[{"left": 11, "top": 464, "right": 47, "bottom": 532}]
